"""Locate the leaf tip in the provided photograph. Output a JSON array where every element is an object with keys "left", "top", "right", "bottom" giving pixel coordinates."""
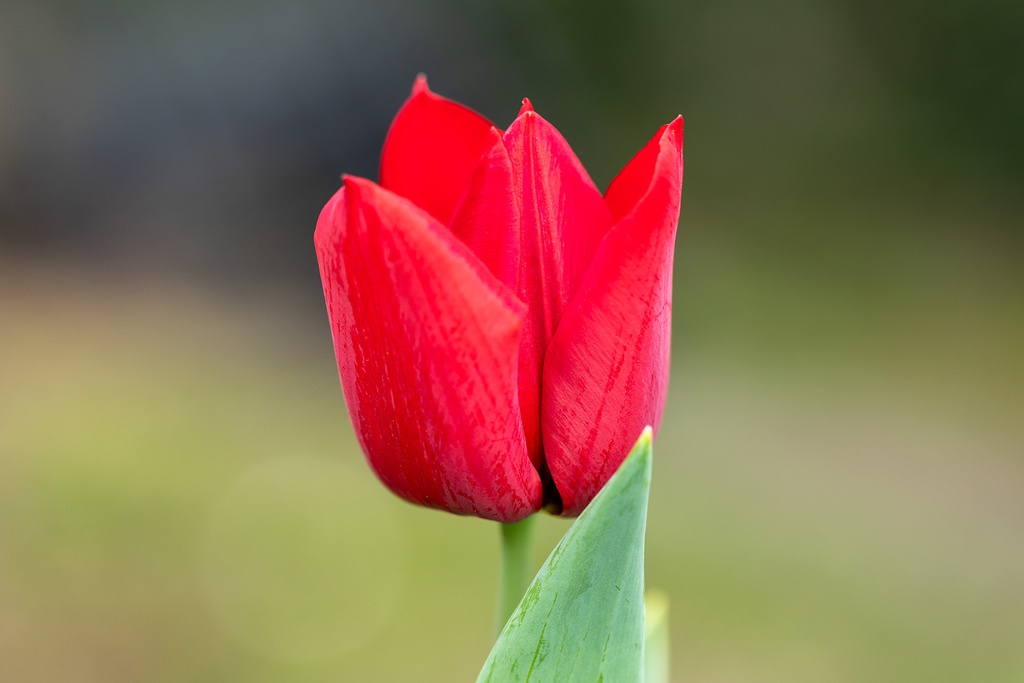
[
  {"left": 621, "top": 426, "right": 655, "bottom": 494},
  {"left": 640, "top": 424, "right": 654, "bottom": 444},
  {"left": 632, "top": 426, "right": 654, "bottom": 467}
]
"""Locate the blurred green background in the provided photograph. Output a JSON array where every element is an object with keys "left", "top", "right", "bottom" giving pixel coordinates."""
[{"left": 1, "top": 0, "right": 1022, "bottom": 681}]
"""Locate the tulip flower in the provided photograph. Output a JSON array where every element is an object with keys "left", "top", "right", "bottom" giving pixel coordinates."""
[{"left": 316, "top": 76, "right": 683, "bottom": 522}]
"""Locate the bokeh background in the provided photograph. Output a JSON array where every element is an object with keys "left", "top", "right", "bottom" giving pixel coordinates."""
[{"left": 2, "top": 0, "right": 1022, "bottom": 681}]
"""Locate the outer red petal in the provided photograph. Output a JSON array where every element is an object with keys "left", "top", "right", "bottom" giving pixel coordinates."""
[
  {"left": 379, "top": 75, "right": 497, "bottom": 226},
  {"left": 542, "top": 117, "right": 683, "bottom": 516},
  {"left": 314, "top": 175, "right": 542, "bottom": 522}
]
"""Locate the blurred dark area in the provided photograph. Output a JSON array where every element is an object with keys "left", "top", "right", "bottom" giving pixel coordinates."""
[{"left": 1, "top": 0, "right": 1020, "bottom": 287}]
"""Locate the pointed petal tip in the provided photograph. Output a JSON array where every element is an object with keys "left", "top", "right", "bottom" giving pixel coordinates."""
[
  {"left": 518, "top": 98, "right": 534, "bottom": 116},
  {"left": 664, "top": 116, "right": 684, "bottom": 149},
  {"left": 340, "top": 173, "right": 365, "bottom": 194},
  {"left": 412, "top": 73, "right": 430, "bottom": 95},
  {"left": 382, "top": 77, "right": 497, "bottom": 225},
  {"left": 340, "top": 175, "right": 387, "bottom": 210}
]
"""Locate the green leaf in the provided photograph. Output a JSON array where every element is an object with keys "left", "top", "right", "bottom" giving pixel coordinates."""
[{"left": 478, "top": 427, "right": 653, "bottom": 683}]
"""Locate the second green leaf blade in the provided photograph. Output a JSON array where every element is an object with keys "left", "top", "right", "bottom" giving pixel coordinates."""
[{"left": 478, "top": 427, "right": 654, "bottom": 683}]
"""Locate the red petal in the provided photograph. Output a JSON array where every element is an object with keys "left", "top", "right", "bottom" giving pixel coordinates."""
[
  {"left": 379, "top": 75, "right": 497, "bottom": 226},
  {"left": 450, "top": 128, "right": 521, "bottom": 290},
  {"left": 542, "top": 117, "right": 683, "bottom": 516},
  {"left": 497, "top": 109, "right": 614, "bottom": 473},
  {"left": 448, "top": 131, "right": 546, "bottom": 468},
  {"left": 502, "top": 108, "right": 614, "bottom": 323},
  {"left": 315, "top": 175, "right": 542, "bottom": 522}
]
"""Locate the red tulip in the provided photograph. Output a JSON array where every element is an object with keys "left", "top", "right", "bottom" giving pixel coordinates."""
[{"left": 316, "top": 76, "right": 683, "bottom": 522}]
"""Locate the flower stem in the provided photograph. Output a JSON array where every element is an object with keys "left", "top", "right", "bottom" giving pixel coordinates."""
[{"left": 496, "top": 515, "right": 536, "bottom": 636}]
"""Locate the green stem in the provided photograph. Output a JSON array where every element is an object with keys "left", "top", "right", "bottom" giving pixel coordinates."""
[{"left": 496, "top": 515, "right": 536, "bottom": 636}]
